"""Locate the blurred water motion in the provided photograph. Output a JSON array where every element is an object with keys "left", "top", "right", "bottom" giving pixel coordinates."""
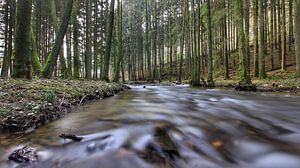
[{"left": 1, "top": 86, "right": 300, "bottom": 168}]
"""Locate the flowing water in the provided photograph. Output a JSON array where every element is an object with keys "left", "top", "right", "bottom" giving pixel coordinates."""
[{"left": 1, "top": 86, "right": 300, "bottom": 168}]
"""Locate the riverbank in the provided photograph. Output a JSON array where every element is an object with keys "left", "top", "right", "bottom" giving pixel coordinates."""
[
  {"left": 215, "top": 65, "right": 300, "bottom": 94},
  {"left": 0, "top": 79, "right": 128, "bottom": 133}
]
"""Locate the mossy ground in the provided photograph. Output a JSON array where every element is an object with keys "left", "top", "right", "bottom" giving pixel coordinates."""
[
  {"left": 214, "top": 65, "right": 300, "bottom": 94},
  {"left": 0, "top": 79, "right": 127, "bottom": 132}
]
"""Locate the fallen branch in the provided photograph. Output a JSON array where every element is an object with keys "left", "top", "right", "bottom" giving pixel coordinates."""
[
  {"left": 60, "top": 92, "right": 66, "bottom": 106},
  {"left": 79, "top": 94, "right": 92, "bottom": 106},
  {"left": 59, "top": 134, "right": 83, "bottom": 141}
]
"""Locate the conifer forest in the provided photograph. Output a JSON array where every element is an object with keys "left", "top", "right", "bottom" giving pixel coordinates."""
[{"left": 0, "top": 0, "right": 300, "bottom": 168}]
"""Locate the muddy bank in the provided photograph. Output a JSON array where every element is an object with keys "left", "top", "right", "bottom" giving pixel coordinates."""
[{"left": 0, "top": 79, "right": 128, "bottom": 133}]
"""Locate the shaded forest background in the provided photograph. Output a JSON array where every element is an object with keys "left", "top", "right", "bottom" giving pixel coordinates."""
[{"left": 0, "top": 0, "right": 299, "bottom": 86}]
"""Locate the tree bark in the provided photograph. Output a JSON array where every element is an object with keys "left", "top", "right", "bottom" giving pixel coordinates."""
[
  {"left": 41, "top": 0, "right": 73, "bottom": 78},
  {"left": 101, "top": 0, "right": 115, "bottom": 82},
  {"left": 12, "top": 0, "right": 33, "bottom": 79},
  {"left": 207, "top": 0, "right": 214, "bottom": 85},
  {"left": 295, "top": 0, "right": 300, "bottom": 77}
]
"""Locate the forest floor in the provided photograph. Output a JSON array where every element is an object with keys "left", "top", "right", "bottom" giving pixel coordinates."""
[
  {"left": 0, "top": 79, "right": 128, "bottom": 133},
  {"left": 214, "top": 64, "right": 300, "bottom": 94}
]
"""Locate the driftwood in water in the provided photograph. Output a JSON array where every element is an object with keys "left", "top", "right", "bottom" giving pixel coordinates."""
[{"left": 59, "top": 134, "right": 83, "bottom": 141}]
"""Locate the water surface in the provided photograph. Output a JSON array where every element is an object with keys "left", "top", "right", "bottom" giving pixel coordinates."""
[{"left": 1, "top": 86, "right": 300, "bottom": 168}]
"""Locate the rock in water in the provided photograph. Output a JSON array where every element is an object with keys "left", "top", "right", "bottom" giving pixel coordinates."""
[{"left": 8, "top": 146, "right": 38, "bottom": 163}]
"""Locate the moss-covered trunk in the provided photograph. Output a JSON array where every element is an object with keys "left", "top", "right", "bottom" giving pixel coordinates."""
[
  {"left": 41, "top": 0, "right": 73, "bottom": 78},
  {"left": 12, "top": 0, "right": 32, "bottom": 79},
  {"left": 30, "top": 29, "right": 42, "bottom": 76}
]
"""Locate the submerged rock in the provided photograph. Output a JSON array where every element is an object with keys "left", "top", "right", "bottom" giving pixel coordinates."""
[{"left": 8, "top": 146, "right": 38, "bottom": 163}]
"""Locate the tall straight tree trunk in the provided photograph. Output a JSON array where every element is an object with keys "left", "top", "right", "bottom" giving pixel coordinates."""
[
  {"left": 270, "top": 0, "right": 275, "bottom": 69},
  {"left": 93, "top": 0, "right": 99, "bottom": 79},
  {"left": 12, "top": 0, "right": 32, "bottom": 79},
  {"left": 259, "top": 0, "right": 267, "bottom": 79},
  {"left": 85, "top": 0, "right": 92, "bottom": 79},
  {"left": 113, "top": 0, "right": 122, "bottom": 82},
  {"left": 295, "top": 0, "right": 300, "bottom": 77},
  {"left": 168, "top": 0, "right": 173, "bottom": 82},
  {"left": 224, "top": 0, "right": 229, "bottom": 80},
  {"left": 145, "top": 0, "right": 151, "bottom": 81},
  {"left": 281, "top": 0, "right": 287, "bottom": 71},
  {"left": 1, "top": 2, "right": 10, "bottom": 78},
  {"left": 101, "top": 0, "right": 115, "bottom": 82},
  {"left": 178, "top": 0, "right": 185, "bottom": 83},
  {"left": 41, "top": 0, "right": 73, "bottom": 78},
  {"left": 235, "top": 0, "right": 251, "bottom": 84},
  {"left": 151, "top": 0, "right": 158, "bottom": 82},
  {"left": 72, "top": 0, "right": 80, "bottom": 78},
  {"left": 207, "top": 0, "right": 214, "bottom": 85},
  {"left": 244, "top": 0, "right": 251, "bottom": 83},
  {"left": 288, "top": 0, "right": 293, "bottom": 51},
  {"left": 277, "top": 0, "right": 282, "bottom": 63}
]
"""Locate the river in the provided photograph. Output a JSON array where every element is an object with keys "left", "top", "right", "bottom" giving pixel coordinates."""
[{"left": 1, "top": 85, "right": 300, "bottom": 168}]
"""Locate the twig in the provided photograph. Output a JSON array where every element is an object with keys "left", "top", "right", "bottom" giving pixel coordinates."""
[
  {"left": 60, "top": 93, "right": 66, "bottom": 106},
  {"left": 79, "top": 94, "right": 90, "bottom": 106}
]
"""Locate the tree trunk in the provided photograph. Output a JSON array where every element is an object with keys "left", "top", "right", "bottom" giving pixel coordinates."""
[
  {"left": 270, "top": 0, "right": 275, "bottom": 69},
  {"left": 12, "top": 0, "right": 33, "bottom": 79},
  {"left": 72, "top": 0, "right": 80, "bottom": 78},
  {"left": 295, "top": 0, "right": 300, "bottom": 77},
  {"left": 101, "top": 0, "right": 115, "bottom": 82},
  {"left": 207, "top": 0, "right": 214, "bottom": 85},
  {"left": 259, "top": 0, "right": 267, "bottom": 79},
  {"left": 85, "top": 0, "right": 92, "bottom": 79},
  {"left": 1, "top": 2, "right": 10, "bottom": 78},
  {"left": 41, "top": 0, "right": 73, "bottom": 78},
  {"left": 50, "top": 0, "right": 67, "bottom": 78},
  {"left": 113, "top": 0, "right": 122, "bottom": 82},
  {"left": 281, "top": 0, "right": 287, "bottom": 71}
]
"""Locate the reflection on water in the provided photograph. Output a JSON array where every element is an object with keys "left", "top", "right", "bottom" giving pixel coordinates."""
[{"left": 1, "top": 85, "right": 300, "bottom": 168}]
